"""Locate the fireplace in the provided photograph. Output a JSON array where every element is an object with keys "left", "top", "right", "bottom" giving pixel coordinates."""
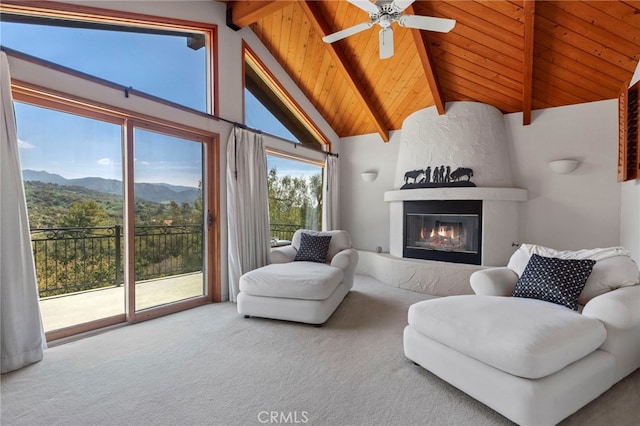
[{"left": 403, "top": 200, "right": 482, "bottom": 265}]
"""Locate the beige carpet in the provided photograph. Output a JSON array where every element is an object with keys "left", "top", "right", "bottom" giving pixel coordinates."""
[{"left": 2, "top": 275, "right": 639, "bottom": 426}]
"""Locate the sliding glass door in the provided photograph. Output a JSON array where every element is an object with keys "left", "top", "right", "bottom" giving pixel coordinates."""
[
  {"left": 16, "top": 102, "right": 126, "bottom": 333},
  {"left": 14, "top": 100, "right": 216, "bottom": 340},
  {"left": 132, "top": 127, "right": 206, "bottom": 312}
]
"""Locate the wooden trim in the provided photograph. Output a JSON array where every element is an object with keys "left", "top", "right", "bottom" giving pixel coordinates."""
[
  {"left": 618, "top": 80, "right": 640, "bottom": 182},
  {"left": 210, "top": 25, "right": 220, "bottom": 117},
  {"left": 229, "top": 0, "right": 293, "bottom": 28},
  {"left": 0, "top": 1, "right": 213, "bottom": 34},
  {"left": 125, "top": 118, "right": 219, "bottom": 312},
  {"left": 619, "top": 82, "right": 628, "bottom": 182},
  {"left": 124, "top": 120, "right": 136, "bottom": 321},
  {"left": 522, "top": 0, "right": 536, "bottom": 125},
  {"left": 243, "top": 42, "right": 333, "bottom": 151},
  {"left": 406, "top": 4, "right": 446, "bottom": 115},
  {"left": 265, "top": 148, "right": 326, "bottom": 168},
  {"left": 45, "top": 315, "right": 126, "bottom": 342},
  {"left": 12, "top": 84, "right": 125, "bottom": 126},
  {"left": 11, "top": 79, "right": 215, "bottom": 140},
  {"left": 207, "top": 134, "right": 221, "bottom": 303},
  {"left": 0, "top": 1, "right": 218, "bottom": 115},
  {"left": 131, "top": 298, "right": 211, "bottom": 323},
  {"left": 300, "top": 0, "right": 390, "bottom": 142}
]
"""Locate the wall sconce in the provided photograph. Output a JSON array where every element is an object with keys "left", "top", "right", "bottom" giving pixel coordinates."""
[
  {"left": 548, "top": 159, "right": 580, "bottom": 174},
  {"left": 360, "top": 171, "right": 378, "bottom": 182}
]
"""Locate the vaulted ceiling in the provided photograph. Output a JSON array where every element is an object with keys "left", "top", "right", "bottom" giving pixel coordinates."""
[{"left": 226, "top": 1, "right": 640, "bottom": 142}]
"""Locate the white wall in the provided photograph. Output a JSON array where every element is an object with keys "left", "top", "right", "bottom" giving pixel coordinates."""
[
  {"left": 340, "top": 100, "right": 623, "bottom": 255},
  {"left": 504, "top": 100, "right": 621, "bottom": 251},
  {"left": 621, "top": 181, "right": 640, "bottom": 263},
  {"left": 339, "top": 131, "right": 401, "bottom": 252}
]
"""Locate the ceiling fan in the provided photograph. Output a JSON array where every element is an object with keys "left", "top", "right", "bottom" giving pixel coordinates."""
[{"left": 322, "top": 0, "right": 456, "bottom": 59}]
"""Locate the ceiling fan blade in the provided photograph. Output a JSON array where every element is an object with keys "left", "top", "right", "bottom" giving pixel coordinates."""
[
  {"left": 398, "top": 15, "right": 456, "bottom": 33},
  {"left": 347, "top": 0, "right": 380, "bottom": 15},
  {"left": 379, "top": 27, "right": 394, "bottom": 59},
  {"left": 322, "top": 21, "right": 374, "bottom": 43},
  {"left": 391, "top": 0, "right": 416, "bottom": 13}
]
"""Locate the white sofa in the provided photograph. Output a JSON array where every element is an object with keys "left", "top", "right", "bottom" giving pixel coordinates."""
[
  {"left": 237, "top": 229, "right": 358, "bottom": 325},
  {"left": 404, "top": 244, "right": 640, "bottom": 426}
]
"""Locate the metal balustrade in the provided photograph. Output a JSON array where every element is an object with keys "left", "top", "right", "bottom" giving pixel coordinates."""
[
  {"left": 31, "top": 224, "right": 202, "bottom": 298},
  {"left": 31, "top": 223, "right": 306, "bottom": 298},
  {"left": 269, "top": 223, "right": 303, "bottom": 246}
]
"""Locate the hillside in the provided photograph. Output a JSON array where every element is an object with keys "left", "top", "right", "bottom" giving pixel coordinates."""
[
  {"left": 24, "top": 181, "right": 124, "bottom": 228},
  {"left": 23, "top": 169, "right": 200, "bottom": 205},
  {"left": 24, "top": 180, "right": 201, "bottom": 229}
]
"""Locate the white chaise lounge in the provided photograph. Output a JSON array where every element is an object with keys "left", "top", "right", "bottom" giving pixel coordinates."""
[
  {"left": 404, "top": 244, "right": 640, "bottom": 426},
  {"left": 237, "top": 229, "right": 358, "bottom": 325}
]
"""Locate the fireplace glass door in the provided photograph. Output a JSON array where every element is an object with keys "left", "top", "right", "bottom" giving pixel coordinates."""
[
  {"left": 403, "top": 200, "right": 482, "bottom": 264},
  {"left": 406, "top": 214, "right": 479, "bottom": 252}
]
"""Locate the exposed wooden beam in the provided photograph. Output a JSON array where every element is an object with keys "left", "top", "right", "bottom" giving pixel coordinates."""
[
  {"left": 522, "top": 0, "right": 536, "bottom": 125},
  {"left": 405, "top": 4, "right": 446, "bottom": 115},
  {"left": 228, "top": 1, "right": 292, "bottom": 28},
  {"left": 300, "top": 1, "right": 390, "bottom": 142}
]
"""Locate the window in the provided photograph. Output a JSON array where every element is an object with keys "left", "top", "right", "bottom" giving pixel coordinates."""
[
  {"left": 267, "top": 154, "right": 323, "bottom": 245},
  {"left": 243, "top": 43, "right": 329, "bottom": 150},
  {"left": 243, "top": 45, "right": 326, "bottom": 241},
  {"left": 11, "top": 73, "right": 218, "bottom": 342},
  {"left": 3, "top": 2, "right": 219, "bottom": 341},
  {"left": 0, "top": 2, "right": 215, "bottom": 113},
  {"left": 245, "top": 89, "right": 298, "bottom": 143}
]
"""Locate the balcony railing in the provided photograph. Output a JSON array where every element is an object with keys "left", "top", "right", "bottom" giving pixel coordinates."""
[
  {"left": 31, "top": 222, "right": 309, "bottom": 298},
  {"left": 31, "top": 224, "right": 203, "bottom": 298},
  {"left": 269, "top": 223, "right": 303, "bottom": 246}
]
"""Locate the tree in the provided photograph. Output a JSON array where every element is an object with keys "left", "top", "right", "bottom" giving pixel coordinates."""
[
  {"left": 308, "top": 173, "right": 323, "bottom": 228},
  {"left": 267, "top": 167, "right": 323, "bottom": 230},
  {"left": 192, "top": 179, "right": 204, "bottom": 224},
  {"left": 57, "top": 200, "right": 107, "bottom": 228}
]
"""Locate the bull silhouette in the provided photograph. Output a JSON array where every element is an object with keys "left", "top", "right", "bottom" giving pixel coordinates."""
[
  {"left": 450, "top": 167, "right": 474, "bottom": 182},
  {"left": 404, "top": 169, "right": 424, "bottom": 184}
]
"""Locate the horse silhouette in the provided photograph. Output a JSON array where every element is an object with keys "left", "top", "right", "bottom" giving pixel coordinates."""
[{"left": 404, "top": 169, "right": 424, "bottom": 184}]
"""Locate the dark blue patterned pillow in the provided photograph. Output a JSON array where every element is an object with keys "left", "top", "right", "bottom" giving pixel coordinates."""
[
  {"left": 512, "top": 254, "right": 596, "bottom": 310},
  {"left": 294, "top": 233, "right": 332, "bottom": 263}
]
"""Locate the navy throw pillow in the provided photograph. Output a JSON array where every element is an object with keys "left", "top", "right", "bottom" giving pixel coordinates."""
[
  {"left": 512, "top": 254, "right": 596, "bottom": 310},
  {"left": 294, "top": 233, "right": 332, "bottom": 263}
]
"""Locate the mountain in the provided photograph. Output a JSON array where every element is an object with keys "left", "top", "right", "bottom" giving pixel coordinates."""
[{"left": 22, "top": 170, "right": 200, "bottom": 205}]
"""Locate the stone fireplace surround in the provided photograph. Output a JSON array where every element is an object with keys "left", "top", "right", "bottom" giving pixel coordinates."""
[{"left": 367, "top": 102, "right": 529, "bottom": 296}]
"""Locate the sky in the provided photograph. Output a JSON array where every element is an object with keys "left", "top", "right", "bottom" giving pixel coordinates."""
[{"left": 3, "top": 19, "right": 321, "bottom": 187}]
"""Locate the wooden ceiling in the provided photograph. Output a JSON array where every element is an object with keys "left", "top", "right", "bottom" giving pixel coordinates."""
[{"left": 227, "top": 1, "right": 640, "bottom": 142}]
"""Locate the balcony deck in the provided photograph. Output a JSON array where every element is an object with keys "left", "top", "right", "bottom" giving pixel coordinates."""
[{"left": 39, "top": 272, "right": 204, "bottom": 331}]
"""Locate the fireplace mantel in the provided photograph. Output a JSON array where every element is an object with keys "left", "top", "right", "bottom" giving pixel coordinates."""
[{"left": 384, "top": 187, "right": 528, "bottom": 203}]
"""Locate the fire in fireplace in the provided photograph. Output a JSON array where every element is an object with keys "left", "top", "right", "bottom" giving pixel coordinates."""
[{"left": 403, "top": 200, "right": 482, "bottom": 264}]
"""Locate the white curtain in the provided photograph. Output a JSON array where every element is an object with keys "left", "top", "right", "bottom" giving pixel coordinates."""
[
  {"left": 322, "top": 154, "right": 339, "bottom": 231},
  {"left": 1, "top": 51, "right": 46, "bottom": 374},
  {"left": 226, "top": 126, "right": 270, "bottom": 302}
]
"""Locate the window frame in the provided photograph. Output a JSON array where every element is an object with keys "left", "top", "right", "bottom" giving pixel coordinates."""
[
  {"left": 0, "top": 0, "right": 218, "bottom": 115},
  {"left": 10, "top": 77, "right": 220, "bottom": 343},
  {"left": 243, "top": 42, "right": 331, "bottom": 151}
]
